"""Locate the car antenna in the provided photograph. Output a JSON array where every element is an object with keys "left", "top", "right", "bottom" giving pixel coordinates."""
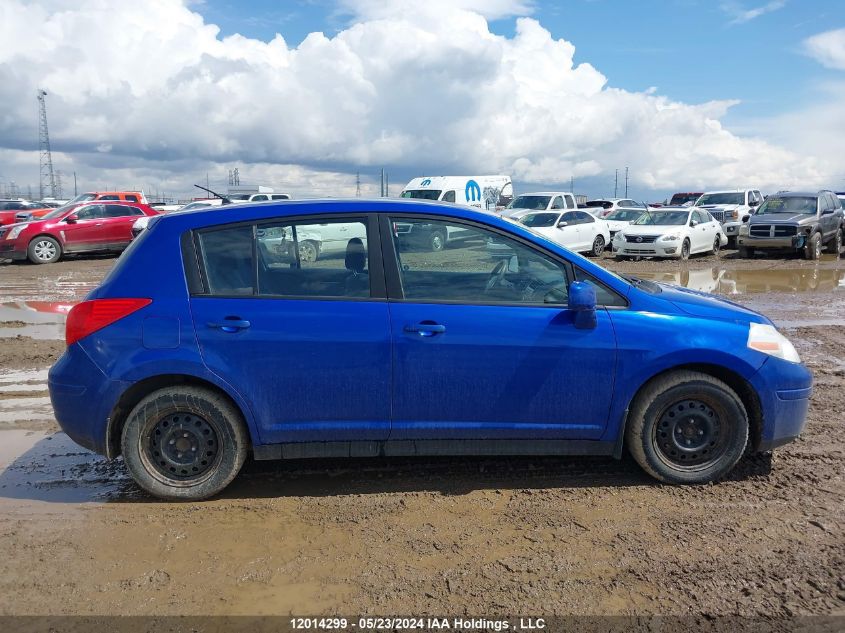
[{"left": 194, "top": 184, "right": 232, "bottom": 205}]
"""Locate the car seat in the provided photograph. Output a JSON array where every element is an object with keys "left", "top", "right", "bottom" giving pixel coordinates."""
[{"left": 344, "top": 238, "right": 368, "bottom": 296}]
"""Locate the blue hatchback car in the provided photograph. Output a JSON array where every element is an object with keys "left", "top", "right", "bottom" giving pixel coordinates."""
[{"left": 48, "top": 199, "right": 812, "bottom": 500}]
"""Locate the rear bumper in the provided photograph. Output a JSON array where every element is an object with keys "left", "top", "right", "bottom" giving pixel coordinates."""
[
  {"left": 750, "top": 357, "right": 813, "bottom": 452},
  {"left": 48, "top": 344, "right": 127, "bottom": 456}
]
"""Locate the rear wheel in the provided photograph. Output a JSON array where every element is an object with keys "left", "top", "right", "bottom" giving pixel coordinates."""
[
  {"left": 626, "top": 371, "right": 749, "bottom": 484},
  {"left": 429, "top": 230, "right": 446, "bottom": 252},
  {"left": 804, "top": 232, "right": 822, "bottom": 260},
  {"left": 298, "top": 240, "right": 319, "bottom": 262},
  {"left": 825, "top": 229, "right": 842, "bottom": 256},
  {"left": 590, "top": 235, "right": 605, "bottom": 257},
  {"left": 27, "top": 236, "right": 62, "bottom": 264},
  {"left": 121, "top": 386, "right": 249, "bottom": 501}
]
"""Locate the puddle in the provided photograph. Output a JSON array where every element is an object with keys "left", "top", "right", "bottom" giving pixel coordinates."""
[
  {"left": 631, "top": 267, "right": 845, "bottom": 295},
  {"left": 0, "top": 430, "right": 132, "bottom": 504}
]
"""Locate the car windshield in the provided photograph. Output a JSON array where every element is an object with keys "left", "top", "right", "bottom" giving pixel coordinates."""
[
  {"left": 520, "top": 212, "right": 559, "bottom": 227},
  {"left": 696, "top": 193, "right": 744, "bottom": 206},
  {"left": 65, "top": 193, "right": 97, "bottom": 205},
  {"left": 585, "top": 200, "right": 612, "bottom": 209},
  {"left": 400, "top": 189, "right": 441, "bottom": 200},
  {"left": 508, "top": 195, "right": 552, "bottom": 210},
  {"left": 605, "top": 209, "right": 644, "bottom": 222},
  {"left": 181, "top": 202, "right": 214, "bottom": 211},
  {"left": 669, "top": 193, "right": 701, "bottom": 205},
  {"left": 633, "top": 210, "right": 689, "bottom": 226},
  {"left": 40, "top": 206, "right": 72, "bottom": 220},
  {"left": 755, "top": 196, "right": 817, "bottom": 214}
]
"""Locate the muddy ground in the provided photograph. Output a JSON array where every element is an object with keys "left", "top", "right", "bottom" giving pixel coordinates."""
[{"left": 0, "top": 250, "right": 843, "bottom": 619}]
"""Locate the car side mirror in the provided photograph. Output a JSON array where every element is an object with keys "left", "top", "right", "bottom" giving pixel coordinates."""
[
  {"left": 690, "top": 220, "right": 699, "bottom": 227},
  {"left": 65, "top": 214, "right": 78, "bottom": 224},
  {"left": 749, "top": 200, "right": 759, "bottom": 207},
  {"left": 557, "top": 221, "right": 568, "bottom": 228},
  {"left": 568, "top": 281, "right": 597, "bottom": 330},
  {"left": 742, "top": 215, "right": 751, "bottom": 223}
]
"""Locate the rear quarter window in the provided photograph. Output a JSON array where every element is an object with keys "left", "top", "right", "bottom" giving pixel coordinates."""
[{"left": 197, "top": 226, "right": 255, "bottom": 296}]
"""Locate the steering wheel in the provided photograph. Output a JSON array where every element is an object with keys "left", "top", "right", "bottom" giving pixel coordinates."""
[{"left": 484, "top": 259, "right": 508, "bottom": 293}]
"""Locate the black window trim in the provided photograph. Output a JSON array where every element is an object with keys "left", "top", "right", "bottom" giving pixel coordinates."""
[
  {"left": 189, "top": 212, "right": 387, "bottom": 302},
  {"left": 378, "top": 213, "right": 629, "bottom": 309}
]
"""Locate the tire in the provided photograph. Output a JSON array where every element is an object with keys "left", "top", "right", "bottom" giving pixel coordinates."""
[
  {"left": 590, "top": 235, "right": 605, "bottom": 257},
  {"left": 680, "top": 239, "right": 690, "bottom": 261},
  {"left": 727, "top": 236, "right": 736, "bottom": 249},
  {"left": 825, "top": 229, "right": 842, "bottom": 256},
  {"left": 121, "top": 386, "right": 249, "bottom": 501},
  {"left": 429, "top": 230, "right": 446, "bottom": 252},
  {"left": 298, "top": 240, "right": 319, "bottom": 263},
  {"left": 27, "top": 236, "right": 62, "bottom": 264},
  {"left": 804, "top": 232, "right": 822, "bottom": 260},
  {"left": 712, "top": 236, "right": 721, "bottom": 256},
  {"left": 625, "top": 371, "right": 749, "bottom": 485},
  {"left": 738, "top": 246, "right": 752, "bottom": 259},
  {"left": 614, "top": 254, "right": 626, "bottom": 262}
]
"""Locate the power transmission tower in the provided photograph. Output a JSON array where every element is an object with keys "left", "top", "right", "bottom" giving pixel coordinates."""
[
  {"left": 624, "top": 167, "right": 629, "bottom": 197},
  {"left": 614, "top": 169, "right": 619, "bottom": 198},
  {"left": 54, "top": 170, "right": 63, "bottom": 199},
  {"left": 37, "top": 89, "right": 56, "bottom": 199},
  {"left": 356, "top": 172, "right": 361, "bottom": 197}
]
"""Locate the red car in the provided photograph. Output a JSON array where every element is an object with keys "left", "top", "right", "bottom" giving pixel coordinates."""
[{"left": 0, "top": 201, "right": 159, "bottom": 264}]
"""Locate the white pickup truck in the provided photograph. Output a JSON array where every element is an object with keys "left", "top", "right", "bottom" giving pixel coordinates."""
[{"left": 693, "top": 189, "right": 763, "bottom": 247}]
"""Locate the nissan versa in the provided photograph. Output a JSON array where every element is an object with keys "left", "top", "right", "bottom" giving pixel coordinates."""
[{"left": 48, "top": 200, "right": 812, "bottom": 500}]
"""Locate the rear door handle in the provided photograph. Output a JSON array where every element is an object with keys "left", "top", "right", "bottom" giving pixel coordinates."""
[
  {"left": 404, "top": 322, "right": 446, "bottom": 337},
  {"left": 207, "top": 319, "right": 251, "bottom": 332}
]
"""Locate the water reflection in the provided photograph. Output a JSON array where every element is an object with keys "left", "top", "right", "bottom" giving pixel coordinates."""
[{"left": 631, "top": 267, "right": 845, "bottom": 295}]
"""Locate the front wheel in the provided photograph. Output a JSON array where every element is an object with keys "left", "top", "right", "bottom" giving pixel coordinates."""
[
  {"left": 298, "top": 240, "right": 319, "bottom": 263},
  {"left": 429, "top": 230, "right": 446, "bottom": 252},
  {"left": 804, "top": 232, "right": 822, "bottom": 260},
  {"left": 27, "top": 236, "right": 62, "bottom": 264},
  {"left": 680, "top": 239, "right": 690, "bottom": 260},
  {"left": 826, "top": 229, "right": 842, "bottom": 256},
  {"left": 590, "top": 235, "right": 605, "bottom": 257},
  {"left": 738, "top": 246, "right": 752, "bottom": 259},
  {"left": 626, "top": 371, "right": 749, "bottom": 484},
  {"left": 121, "top": 386, "right": 249, "bottom": 500},
  {"left": 712, "top": 236, "right": 721, "bottom": 256}
]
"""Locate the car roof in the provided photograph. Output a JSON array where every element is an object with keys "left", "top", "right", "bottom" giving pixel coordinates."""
[
  {"left": 701, "top": 189, "right": 748, "bottom": 194},
  {"left": 517, "top": 191, "right": 572, "bottom": 196},
  {"left": 771, "top": 191, "right": 823, "bottom": 198}
]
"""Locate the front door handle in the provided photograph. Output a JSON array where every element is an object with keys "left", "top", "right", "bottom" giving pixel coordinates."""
[
  {"left": 207, "top": 318, "right": 251, "bottom": 333},
  {"left": 404, "top": 322, "right": 446, "bottom": 337}
]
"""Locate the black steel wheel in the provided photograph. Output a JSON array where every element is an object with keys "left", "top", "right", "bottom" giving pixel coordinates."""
[
  {"left": 121, "top": 386, "right": 248, "bottom": 500},
  {"left": 626, "top": 370, "right": 749, "bottom": 484}
]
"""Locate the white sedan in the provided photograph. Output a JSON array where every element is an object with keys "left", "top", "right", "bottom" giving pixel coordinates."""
[
  {"left": 520, "top": 210, "right": 611, "bottom": 256},
  {"left": 612, "top": 208, "right": 727, "bottom": 260}
]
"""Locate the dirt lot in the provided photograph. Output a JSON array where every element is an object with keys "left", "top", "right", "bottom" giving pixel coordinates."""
[{"left": 0, "top": 250, "right": 843, "bottom": 619}]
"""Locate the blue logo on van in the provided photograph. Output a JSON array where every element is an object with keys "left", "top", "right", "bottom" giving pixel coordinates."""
[
  {"left": 465, "top": 180, "right": 481, "bottom": 202},
  {"left": 420, "top": 179, "right": 432, "bottom": 186}
]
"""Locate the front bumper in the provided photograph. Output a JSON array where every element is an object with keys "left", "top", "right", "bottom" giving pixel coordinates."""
[
  {"left": 612, "top": 240, "right": 681, "bottom": 257},
  {"left": 750, "top": 356, "right": 813, "bottom": 452},
  {"left": 0, "top": 243, "right": 27, "bottom": 260},
  {"left": 737, "top": 235, "right": 806, "bottom": 250}
]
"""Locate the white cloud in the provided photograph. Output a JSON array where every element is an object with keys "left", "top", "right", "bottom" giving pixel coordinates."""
[
  {"left": 0, "top": 0, "right": 837, "bottom": 199},
  {"left": 804, "top": 28, "right": 845, "bottom": 71},
  {"left": 720, "top": 1, "right": 786, "bottom": 26}
]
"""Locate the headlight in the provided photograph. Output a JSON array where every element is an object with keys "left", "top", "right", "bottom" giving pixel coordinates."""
[
  {"left": 739, "top": 224, "right": 749, "bottom": 236},
  {"left": 659, "top": 233, "right": 680, "bottom": 241},
  {"left": 747, "top": 323, "right": 800, "bottom": 363},
  {"left": 7, "top": 225, "right": 26, "bottom": 239},
  {"left": 614, "top": 232, "right": 625, "bottom": 241}
]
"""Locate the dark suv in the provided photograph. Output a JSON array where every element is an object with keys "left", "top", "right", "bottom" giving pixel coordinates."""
[{"left": 737, "top": 191, "right": 843, "bottom": 259}]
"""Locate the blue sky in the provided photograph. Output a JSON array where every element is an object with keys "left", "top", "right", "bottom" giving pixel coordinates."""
[{"left": 198, "top": 0, "right": 841, "bottom": 120}]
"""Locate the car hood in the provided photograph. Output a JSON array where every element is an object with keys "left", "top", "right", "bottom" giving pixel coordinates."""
[
  {"left": 697, "top": 204, "right": 741, "bottom": 210},
  {"left": 619, "top": 224, "right": 684, "bottom": 236},
  {"left": 748, "top": 213, "right": 812, "bottom": 224},
  {"left": 605, "top": 220, "right": 630, "bottom": 231},
  {"left": 653, "top": 282, "right": 769, "bottom": 324}
]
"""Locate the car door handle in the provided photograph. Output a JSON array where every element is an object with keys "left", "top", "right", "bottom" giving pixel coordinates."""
[
  {"left": 207, "top": 319, "right": 251, "bottom": 332},
  {"left": 404, "top": 322, "right": 446, "bottom": 337}
]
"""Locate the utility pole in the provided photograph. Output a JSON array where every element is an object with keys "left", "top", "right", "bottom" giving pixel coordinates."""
[
  {"left": 614, "top": 169, "right": 619, "bottom": 198},
  {"left": 624, "top": 167, "right": 629, "bottom": 197},
  {"left": 380, "top": 168, "right": 385, "bottom": 197},
  {"left": 73, "top": 171, "right": 77, "bottom": 197},
  {"left": 570, "top": 176, "right": 574, "bottom": 193},
  {"left": 385, "top": 172, "right": 389, "bottom": 197},
  {"left": 37, "top": 89, "right": 56, "bottom": 199}
]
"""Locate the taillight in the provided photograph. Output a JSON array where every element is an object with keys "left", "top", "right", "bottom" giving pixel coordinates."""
[{"left": 65, "top": 298, "right": 152, "bottom": 346}]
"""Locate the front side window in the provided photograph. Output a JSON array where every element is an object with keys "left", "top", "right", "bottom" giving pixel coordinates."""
[
  {"left": 252, "top": 195, "right": 268, "bottom": 201},
  {"left": 75, "top": 204, "right": 106, "bottom": 220},
  {"left": 401, "top": 189, "right": 441, "bottom": 201},
  {"left": 442, "top": 190, "right": 456, "bottom": 203},
  {"left": 125, "top": 195, "right": 139, "bottom": 202},
  {"left": 521, "top": 213, "right": 560, "bottom": 228},
  {"left": 551, "top": 196, "right": 564, "bottom": 210},
  {"left": 99, "top": 195, "right": 119, "bottom": 200},
  {"left": 390, "top": 218, "right": 570, "bottom": 305}
]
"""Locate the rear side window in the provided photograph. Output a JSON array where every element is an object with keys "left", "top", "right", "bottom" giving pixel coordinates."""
[
  {"left": 125, "top": 195, "right": 139, "bottom": 202},
  {"left": 105, "top": 204, "right": 143, "bottom": 218},
  {"left": 252, "top": 195, "right": 268, "bottom": 201},
  {"left": 197, "top": 226, "right": 255, "bottom": 296},
  {"left": 99, "top": 195, "right": 119, "bottom": 200}
]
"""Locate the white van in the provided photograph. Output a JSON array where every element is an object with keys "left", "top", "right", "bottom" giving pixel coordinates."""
[{"left": 400, "top": 175, "right": 513, "bottom": 212}]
